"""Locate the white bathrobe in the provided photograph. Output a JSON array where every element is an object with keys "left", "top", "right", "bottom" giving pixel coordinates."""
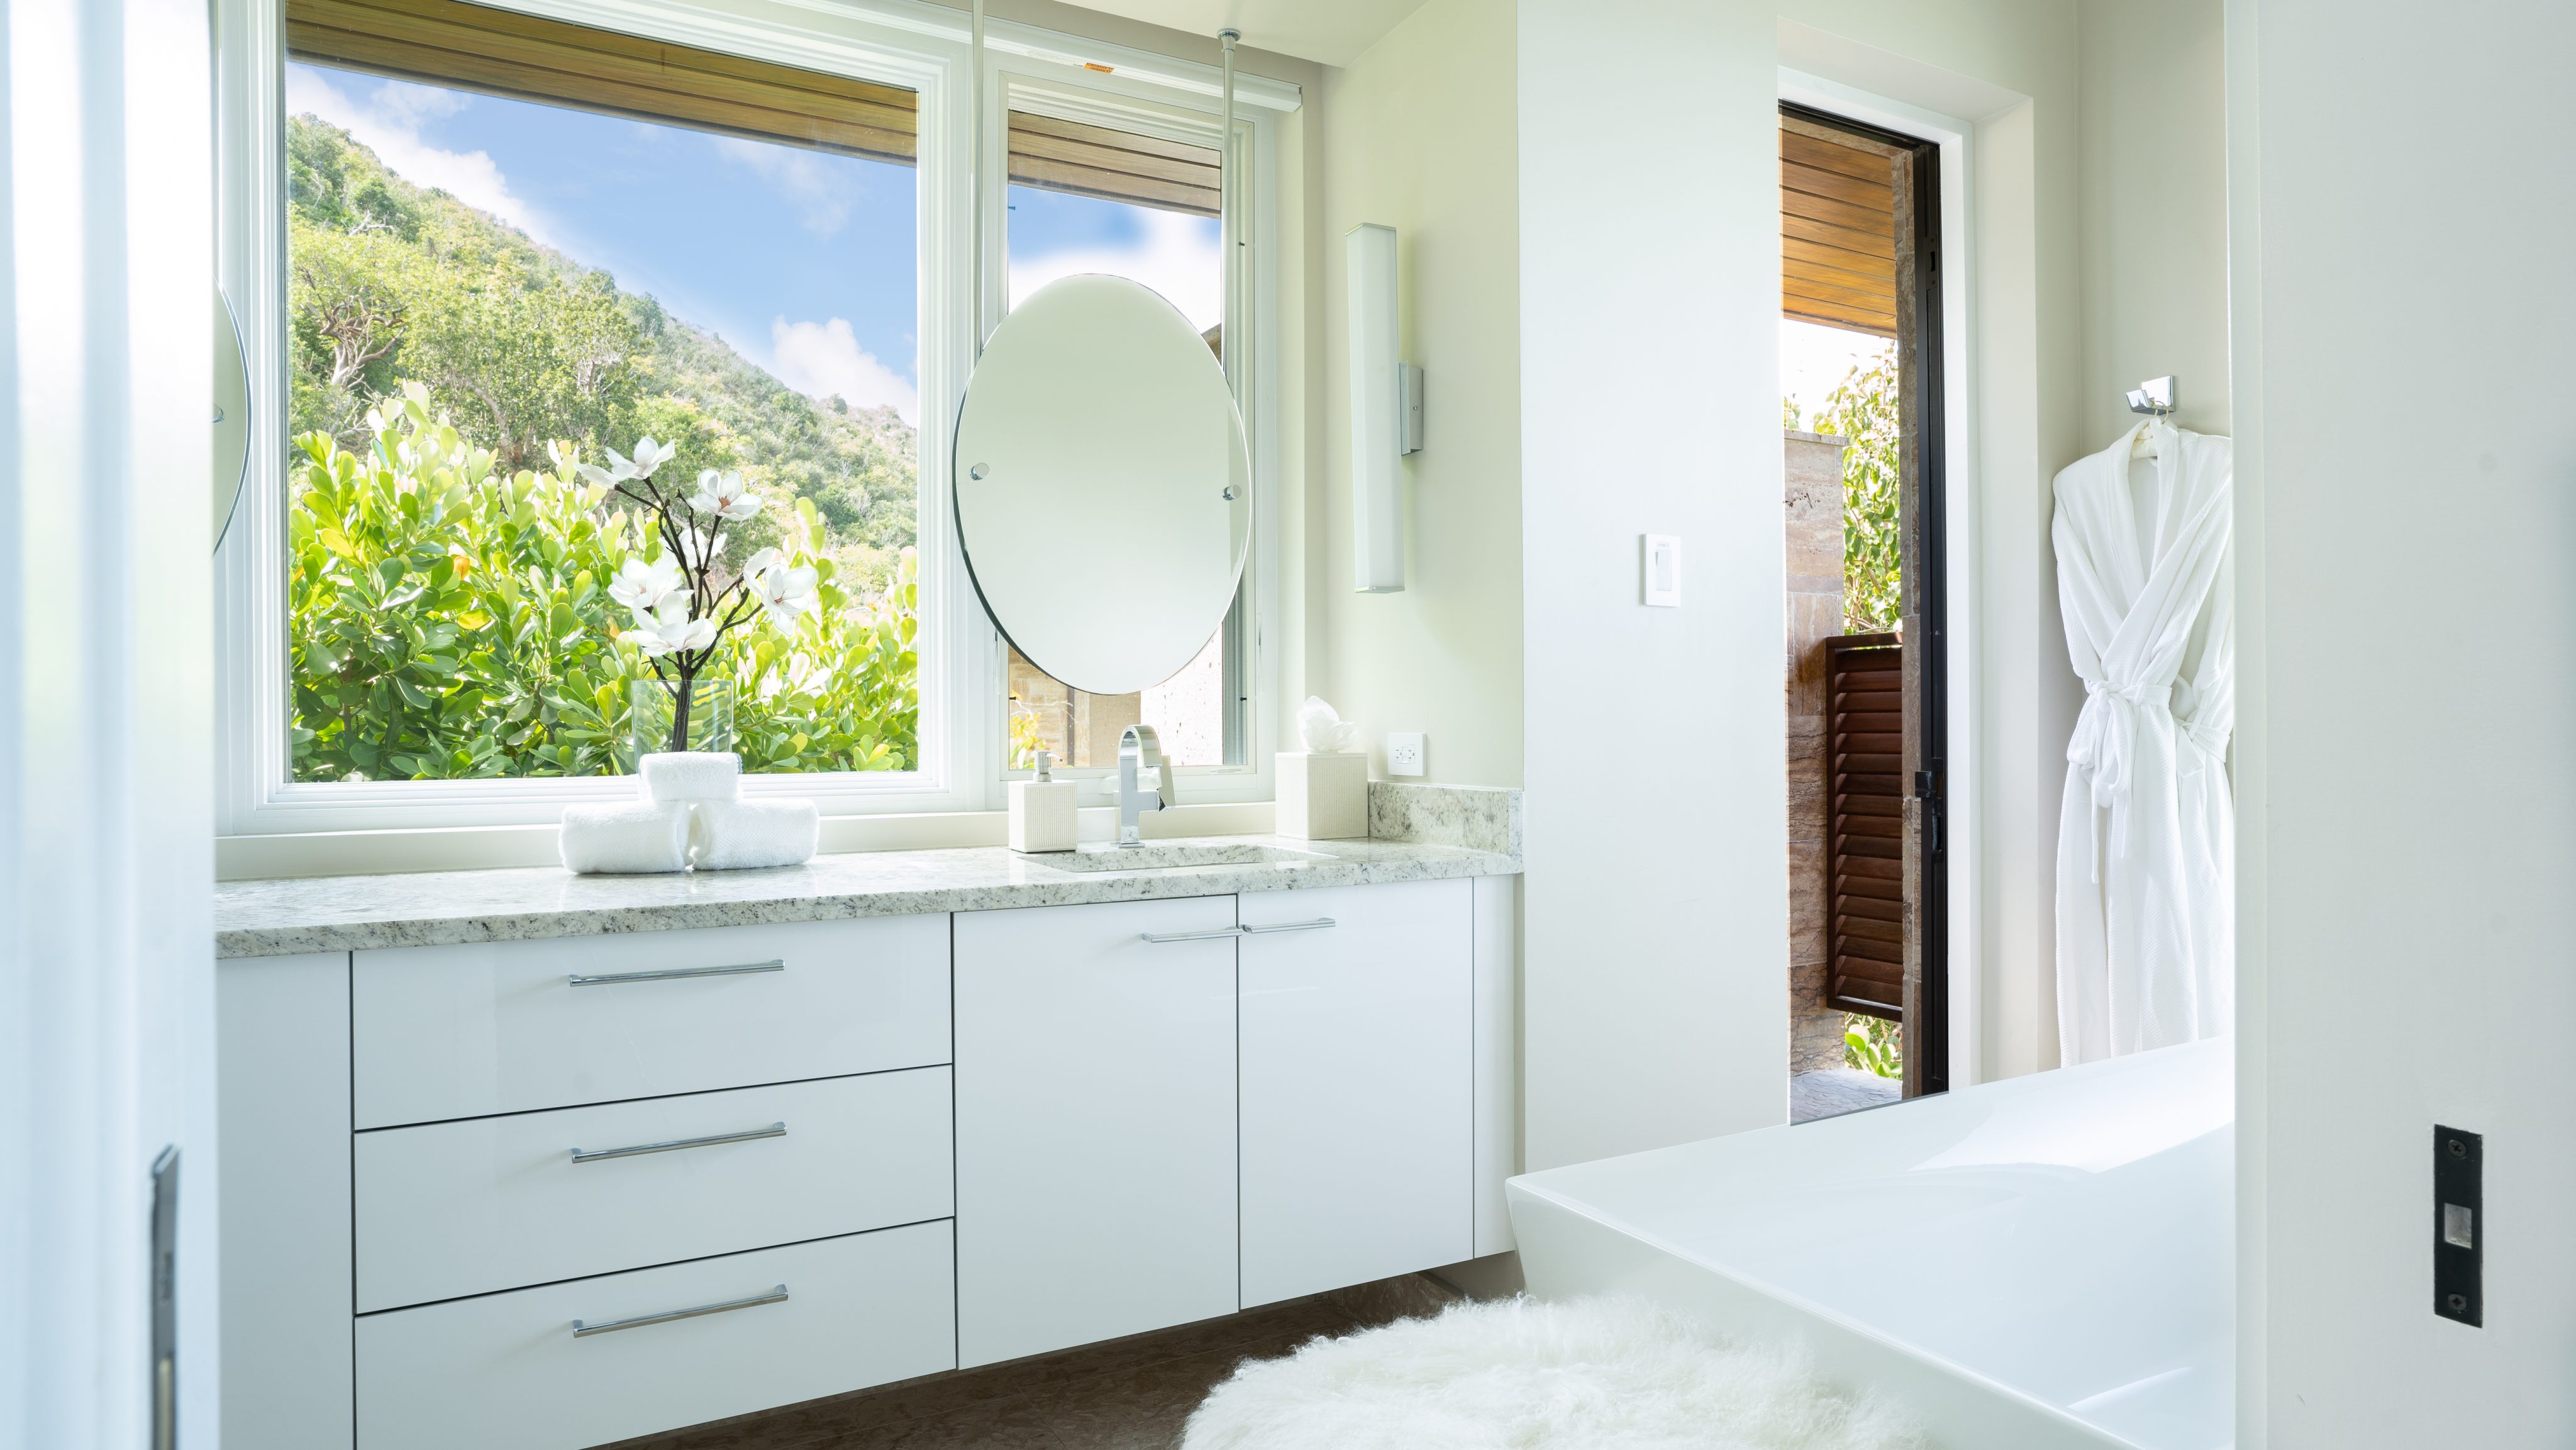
[{"left": 2052, "top": 418, "right": 2234, "bottom": 1064}]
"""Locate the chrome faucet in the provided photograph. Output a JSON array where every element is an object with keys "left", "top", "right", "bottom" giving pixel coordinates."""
[{"left": 1116, "top": 724, "right": 1174, "bottom": 847}]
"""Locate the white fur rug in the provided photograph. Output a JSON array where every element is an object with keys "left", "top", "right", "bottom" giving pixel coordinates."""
[{"left": 1181, "top": 1296, "right": 1923, "bottom": 1450}]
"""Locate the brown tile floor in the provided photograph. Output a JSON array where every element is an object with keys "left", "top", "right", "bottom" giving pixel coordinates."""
[{"left": 604, "top": 1275, "right": 1460, "bottom": 1450}]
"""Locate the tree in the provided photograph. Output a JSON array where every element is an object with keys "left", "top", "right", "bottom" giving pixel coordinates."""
[
  {"left": 1807, "top": 350, "right": 1902, "bottom": 632},
  {"left": 287, "top": 389, "right": 918, "bottom": 782}
]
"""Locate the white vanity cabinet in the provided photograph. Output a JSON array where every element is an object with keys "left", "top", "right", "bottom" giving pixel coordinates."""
[
  {"left": 218, "top": 867, "right": 1518, "bottom": 1450},
  {"left": 1238, "top": 879, "right": 1473, "bottom": 1306},
  {"left": 954, "top": 896, "right": 1243, "bottom": 1366}
]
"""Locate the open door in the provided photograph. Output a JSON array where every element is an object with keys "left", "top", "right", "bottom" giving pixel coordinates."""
[{"left": 1783, "top": 104, "right": 1947, "bottom": 1100}]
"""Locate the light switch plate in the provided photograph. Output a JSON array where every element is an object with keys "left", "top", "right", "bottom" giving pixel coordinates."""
[
  {"left": 1385, "top": 732, "right": 1426, "bottom": 777},
  {"left": 1641, "top": 534, "right": 1682, "bottom": 607}
]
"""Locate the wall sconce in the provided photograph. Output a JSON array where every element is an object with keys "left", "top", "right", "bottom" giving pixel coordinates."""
[{"left": 1347, "top": 222, "right": 1421, "bottom": 594}]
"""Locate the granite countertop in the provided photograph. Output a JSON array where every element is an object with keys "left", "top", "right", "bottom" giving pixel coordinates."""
[{"left": 215, "top": 833, "right": 1517, "bottom": 958}]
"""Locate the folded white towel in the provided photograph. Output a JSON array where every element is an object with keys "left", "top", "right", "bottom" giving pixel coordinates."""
[
  {"left": 560, "top": 800, "right": 693, "bottom": 874},
  {"left": 640, "top": 750, "right": 742, "bottom": 804},
  {"left": 691, "top": 797, "right": 820, "bottom": 871}
]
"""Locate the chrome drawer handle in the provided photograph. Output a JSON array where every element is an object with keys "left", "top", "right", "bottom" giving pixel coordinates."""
[
  {"left": 1140, "top": 926, "right": 1248, "bottom": 944},
  {"left": 1242, "top": 918, "right": 1337, "bottom": 935},
  {"left": 567, "top": 959, "right": 785, "bottom": 987},
  {"left": 570, "top": 1122, "right": 786, "bottom": 1164},
  {"left": 572, "top": 1284, "right": 787, "bottom": 1338}
]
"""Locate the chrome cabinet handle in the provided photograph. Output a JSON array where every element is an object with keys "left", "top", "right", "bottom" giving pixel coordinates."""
[
  {"left": 572, "top": 1284, "right": 787, "bottom": 1337},
  {"left": 568, "top": 959, "right": 785, "bottom": 987},
  {"left": 1140, "top": 926, "right": 1248, "bottom": 944},
  {"left": 571, "top": 1122, "right": 786, "bottom": 1164},
  {"left": 1242, "top": 918, "right": 1337, "bottom": 935}
]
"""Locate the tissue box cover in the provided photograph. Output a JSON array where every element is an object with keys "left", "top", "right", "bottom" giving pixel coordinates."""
[{"left": 1277, "top": 752, "right": 1367, "bottom": 840}]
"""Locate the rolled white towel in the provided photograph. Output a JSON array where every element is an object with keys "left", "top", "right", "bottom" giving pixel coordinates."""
[
  {"left": 640, "top": 750, "right": 742, "bottom": 804},
  {"left": 559, "top": 800, "right": 692, "bottom": 874},
  {"left": 692, "top": 797, "right": 820, "bottom": 871}
]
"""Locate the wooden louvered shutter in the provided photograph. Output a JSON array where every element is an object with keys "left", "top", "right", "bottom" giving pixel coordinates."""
[
  {"left": 286, "top": 0, "right": 918, "bottom": 165},
  {"left": 1826, "top": 634, "right": 1906, "bottom": 1018}
]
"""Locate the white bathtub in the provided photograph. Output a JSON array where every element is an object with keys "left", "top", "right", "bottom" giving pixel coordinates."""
[{"left": 1507, "top": 1039, "right": 2231, "bottom": 1450}]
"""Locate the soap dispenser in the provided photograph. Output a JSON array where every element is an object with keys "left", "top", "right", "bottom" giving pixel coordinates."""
[{"left": 1008, "top": 750, "right": 1079, "bottom": 854}]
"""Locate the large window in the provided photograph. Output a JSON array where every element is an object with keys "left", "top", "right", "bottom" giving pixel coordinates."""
[
  {"left": 218, "top": 0, "right": 1280, "bottom": 849},
  {"left": 280, "top": 0, "right": 922, "bottom": 783}
]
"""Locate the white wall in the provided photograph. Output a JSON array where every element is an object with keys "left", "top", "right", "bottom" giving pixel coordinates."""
[
  {"left": 1517, "top": 0, "right": 2085, "bottom": 1168},
  {"left": 1, "top": 0, "right": 218, "bottom": 1442},
  {"left": 2079, "top": 0, "right": 2229, "bottom": 445},
  {"left": 1306, "top": 0, "right": 1523, "bottom": 789},
  {"left": 2231, "top": 0, "right": 2576, "bottom": 1441}
]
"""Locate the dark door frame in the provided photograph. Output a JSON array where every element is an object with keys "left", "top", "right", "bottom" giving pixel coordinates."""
[{"left": 1783, "top": 101, "right": 1949, "bottom": 1096}]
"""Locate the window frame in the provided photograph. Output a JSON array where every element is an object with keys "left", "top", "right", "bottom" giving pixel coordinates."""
[
  {"left": 214, "top": 0, "right": 1290, "bottom": 842},
  {"left": 980, "top": 61, "right": 1280, "bottom": 804}
]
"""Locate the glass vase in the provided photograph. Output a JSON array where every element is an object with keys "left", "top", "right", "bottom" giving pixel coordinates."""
[{"left": 631, "top": 676, "right": 736, "bottom": 762}]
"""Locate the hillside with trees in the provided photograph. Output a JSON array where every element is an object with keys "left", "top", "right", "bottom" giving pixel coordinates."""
[{"left": 286, "top": 113, "right": 918, "bottom": 593}]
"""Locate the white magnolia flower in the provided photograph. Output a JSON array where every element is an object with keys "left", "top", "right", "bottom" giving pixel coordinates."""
[
  {"left": 749, "top": 557, "right": 821, "bottom": 630},
  {"left": 607, "top": 555, "right": 685, "bottom": 614},
  {"left": 741, "top": 547, "right": 783, "bottom": 577},
  {"left": 623, "top": 598, "right": 716, "bottom": 657},
  {"left": 574, "top": 435, "right": 677, "bottom": 488},
  {"left": 689, "top": 470, "right": 765, "bottom": 520},
  {"left": 674, "top": 522, "right": 728, "bottom": 568}
]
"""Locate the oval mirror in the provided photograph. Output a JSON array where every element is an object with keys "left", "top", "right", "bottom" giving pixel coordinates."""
[
  {"left": 213, "top": 289, "right": 251, "bottom": 551},
  {"left": 953, "top": 274, "right": 1250, "bottom": 698}
]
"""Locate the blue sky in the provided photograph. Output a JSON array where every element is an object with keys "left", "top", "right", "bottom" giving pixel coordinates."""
[{"left": 286, "top": 62, "right": 1221, "bottom": 425}]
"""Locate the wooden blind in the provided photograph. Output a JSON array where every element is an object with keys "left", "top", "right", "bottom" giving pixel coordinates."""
[
  {"left": 1009, "top": 111, "right": 1219, "bottom": 218},
  {"left": 286, "top": 0, "right": 917, "bottom": 165},
  {"left": 1780, "top": 116, "right": 1902, "bottom": 338},
  {"left": 1825, "top": 633, "right": 1905, "bottom": 1018}
]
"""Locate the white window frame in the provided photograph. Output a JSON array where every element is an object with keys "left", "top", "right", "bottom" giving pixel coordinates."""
[
  {"left": 976, "top": 50, "right": 1285, "bottom": 809},
  {"left": 213, "top": 0, "right": 1294, "bottom": 850}
]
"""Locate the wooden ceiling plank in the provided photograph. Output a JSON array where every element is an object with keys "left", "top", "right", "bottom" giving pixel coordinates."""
[
  {"left": 1009, "top": 109, "right": 1216, "bottom": 167},
  {"left": 1784, "top": 211, "right": 1897, "bottom": 261},
  {"left": 1787, "top": 257, "right": 1898, "bottom": 301},
  {"left": 1782, "top": 157, "right": 1892, "bottom": 212},
  {"left": 1785, "top": 233, "right": 1896, "bottom": 279},
  {"left": 1780, "top": 128, "right": 1894, "bottom": 182},
  {"left": 1782, "top": 186, "right": 1894, "bottom": 239}
]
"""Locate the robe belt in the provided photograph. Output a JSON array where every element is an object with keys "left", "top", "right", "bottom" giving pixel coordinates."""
[{"left": 2068, "top": 675, "right": 2172, "bottom": 884}]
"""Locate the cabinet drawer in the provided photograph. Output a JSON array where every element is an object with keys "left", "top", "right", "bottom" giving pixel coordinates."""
[
  {"left": 355, "top": 1068, "right": 952, "bottom": 1312},
  {"left": 353, "top": 916, "right": 949, "bottom": 1129},
  {"left": 355, "top": 1222, "right": 955, "bottom": 1450}
]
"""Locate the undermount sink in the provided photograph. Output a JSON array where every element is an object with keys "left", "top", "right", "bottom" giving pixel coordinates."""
[{"left": 1028, "top": 843, "right": 1331, "bottom": 873}]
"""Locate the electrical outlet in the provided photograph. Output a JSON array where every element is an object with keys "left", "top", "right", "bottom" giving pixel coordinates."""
[{"left": 1385, "top": 732, "right": 1426, "bottom": 777}]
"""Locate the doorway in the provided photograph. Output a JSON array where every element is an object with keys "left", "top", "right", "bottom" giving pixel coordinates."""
[{"left": 1782, "top": 103, "right": 1948, "bottom": 1117}]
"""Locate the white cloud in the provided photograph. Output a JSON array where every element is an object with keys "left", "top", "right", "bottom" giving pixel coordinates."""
[
  {"left": 714, "top": 137, "right": 856, "bottom": 237},
  {"left": 766, "top": 316, "right": 919, "bottom": 425},
  {"left": 286, "top": 65, "right": 553, "bottom": 244},
  {"left": 1010, "top": 209, "right": 1223, "bottom": 334}
]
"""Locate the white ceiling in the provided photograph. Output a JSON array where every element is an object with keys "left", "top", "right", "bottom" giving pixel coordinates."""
[{"left": 1051, "top": 0, "right": 1433, "bottom": 66}]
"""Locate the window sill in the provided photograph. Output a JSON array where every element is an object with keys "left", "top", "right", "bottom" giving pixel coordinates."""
[{"left": 216, "top": 800, "right": 1278, "bottom": 881}]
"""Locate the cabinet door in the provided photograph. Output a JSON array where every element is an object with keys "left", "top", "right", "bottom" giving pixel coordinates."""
[
  {"left": 955, "top": 896, "right": 1238, "bottom": 1366},
  {"left": 1240, "top": 879, "right": 1474, "bottom": 1306}
]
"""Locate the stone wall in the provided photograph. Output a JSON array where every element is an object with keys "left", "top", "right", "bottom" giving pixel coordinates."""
[{"left": 1785, "top": 430, "right": 1848, "bottom": 1075}]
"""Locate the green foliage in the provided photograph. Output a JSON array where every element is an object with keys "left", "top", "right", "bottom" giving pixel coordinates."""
[
  {"left": 283, "top": 113, "right": 918, "bottom": 596},
  {"left": 1844, "top": 1013, "right": 1902, "bottom": 1079},
  {"left": 1802, "top": 350, "right": 1903, "bottom": 632},
  {"left": 287, "top": 389, "right": 916, "bottom": 782}
]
